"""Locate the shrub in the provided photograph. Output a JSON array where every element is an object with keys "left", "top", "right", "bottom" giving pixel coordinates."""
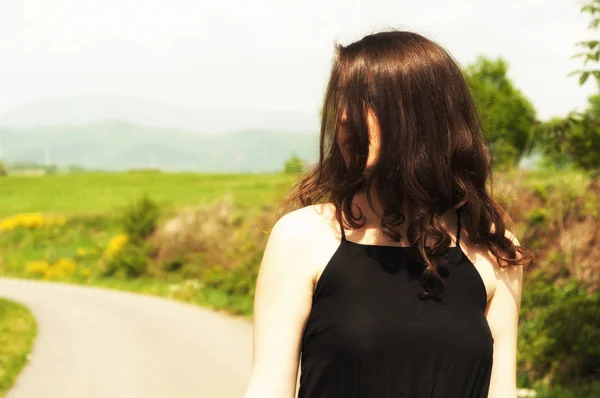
[
  {"left": 149, "top": 198, "right": 276, "bottom": 301},
  {"left": 121, "top": 195, "right": 159, "bottom": 243},
  {"left": 103, "top": 243, "right": 147, "bottom": 278},
  {"left": 519, "top": 270, "right": 600, "bottom": 389},
  {"left": 528, "top": 208, "right": 549, "bottom": 226},
  {"left": 531, "top": 380, "right": 600, "bottom": 398},
  {"left": 284, "top": 154, "right": 306, "bottom": 174},
  {"left": 150, "top": 196, "right": 238, "bottom": 276},
  {"left": 198, "top": 207, "right": 277, "bottom": 299}
]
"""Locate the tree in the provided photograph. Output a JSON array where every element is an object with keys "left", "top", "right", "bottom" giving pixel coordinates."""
[
  {"left": 465, "top": 57, "right": 537, "bottom": 167},
  {"left": 572, "top": 0, "right": 600, "bottom": 86},
  {"left": 284, "top": 153, "right": 306, "bottom": 174},
  {"left": 539, "top": 1, "right": 600, "bottom": 173},
  {"left": 0, "top": 161, "right": 7, "bottom": 176},
  {"left": 539, "top": 96, "right": 600, "bottom": 172}
]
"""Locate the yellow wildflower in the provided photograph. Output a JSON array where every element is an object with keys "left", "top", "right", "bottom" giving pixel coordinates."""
[
  {"left": 104, "top": 234, "right": 129, "bottom": 260},
  {"left": 0, "top": 213, "right": 67, "bottom": 232},
  {"left": 44, "top": 267, "right": 65, "bottom": 280},
  {"left": 25, "top": 260, "right": 50, "bottom": 277},
  {"left": 54, "top": 258, "right": 77, "bottom": 276}
]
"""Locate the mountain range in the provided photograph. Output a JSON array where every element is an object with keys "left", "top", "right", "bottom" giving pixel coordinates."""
[{"left": 0, "top": 96, "right": 321, "bottom": 172}]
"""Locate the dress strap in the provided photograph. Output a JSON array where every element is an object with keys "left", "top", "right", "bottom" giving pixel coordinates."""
[
  {"left": 455, "top": 208, "right": 462, "bottom": 246},
  {"left": 339, "top": 217, "right": 347, "bottom": 242}
]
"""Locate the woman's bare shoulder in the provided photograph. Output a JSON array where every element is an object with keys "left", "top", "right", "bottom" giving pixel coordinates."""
[
  {"left": 271, "top": 204, "right": 342, "bottom": 285},
  {"left": 275, "top": 203, "right": 339, "bottom": 240},
  {"left": 460, "top": 226, "right": 523, "bottom": 307}
]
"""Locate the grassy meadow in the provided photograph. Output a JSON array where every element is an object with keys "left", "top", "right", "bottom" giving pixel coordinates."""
[
  {"left": 0, "top": 298, "right": 37, "bottom": 397},
  {"left": 0, "top": 171, "right": 296, "bottom": 217},
  {"left": 0, "top": 168, "right": 598, "bottom": 396}
]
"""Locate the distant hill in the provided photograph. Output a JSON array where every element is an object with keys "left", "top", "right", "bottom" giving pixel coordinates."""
[
  {"left": 0, "top": 95, "right": 320, "bottom": 134},
  {"left": 0, "top": 120, "right": 319, "bottom": 172}
]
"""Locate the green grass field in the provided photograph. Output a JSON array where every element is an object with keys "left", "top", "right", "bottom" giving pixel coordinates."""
[
  {"left": 0, "top": 298, "right": 37, "bottom": 397},
  {"left": 0, "top": 171, "right": 296, "bottom": 217}
]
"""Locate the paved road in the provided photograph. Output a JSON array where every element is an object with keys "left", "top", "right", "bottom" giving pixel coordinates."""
[{"left": 0, "top": 278, "right": 253, "bottom": 398}]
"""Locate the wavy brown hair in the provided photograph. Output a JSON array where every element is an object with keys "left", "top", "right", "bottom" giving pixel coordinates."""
[{"left": 279, "top": 30, "right": 534, "bottom": 300}]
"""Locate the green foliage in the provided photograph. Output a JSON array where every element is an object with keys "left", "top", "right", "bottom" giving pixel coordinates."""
[
  {"left": 0, "top": 161, "right": 7, "bottom": 177},
  {"left": 0, "top": 298, "right": 37, "bottom": 394},
  {"left": 537, "top": 95, "right": 600, "bottom": 171},
  {"left": 103, "top": 242, "right": 148, "bottom": 279},
  {"left": 121, "top": 195, "right": 159, "bottom": 243},
  {"left": 201, "top": 237, "right": 264, "bottom": 298},
  {"left": 530, "top": 1, "right": 600, "bottom": 172},
  {"left": 100, "top": 195, "right": 159, "bottom": 278},
  {"left": 465, "top": 57, "right": 537, "bottom": 167},
  {"left": 490, "top": 139, "right": 519, "bottom": 170},
  {"left": 519, "top": 270, "right": 600, "bottom": 388},
  {"left": 284, "top": 153, "right": 306, "bottom": 174},
  {"left": 572, "top": 0, "right": 600, "bottom": 87},
  {"left": 527, "top": 208, "right": 549, "bottom": 226},
  {"left": 531, "top": 381, "right": 600, "bottom": 398}
]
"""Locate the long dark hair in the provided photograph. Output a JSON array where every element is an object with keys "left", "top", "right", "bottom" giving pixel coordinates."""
[{"left": 280, "top": 30, "right": 534, "bottom": 300}]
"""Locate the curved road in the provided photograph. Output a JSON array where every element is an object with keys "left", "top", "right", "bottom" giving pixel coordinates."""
[{"left": 0, "top": 278, "right": 253, "bottom": 398}]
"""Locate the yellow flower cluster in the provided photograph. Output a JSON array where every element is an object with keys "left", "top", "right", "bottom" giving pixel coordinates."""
[
  {"left": 103, "top": 234, "right": 129, "bottom": 260},
  {"left": 0, "top": 213, "right": 66, "bottom": 232},
  {"left": 25, "top": 257, "right": 77, "bottom": 280},
  {"left": 76, "top": 247, "right": 99, "bottom": 258}
]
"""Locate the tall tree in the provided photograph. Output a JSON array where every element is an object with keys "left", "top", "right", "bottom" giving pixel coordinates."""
[{"left": 465, "top": 57, "right": 537, "bottom": 167}]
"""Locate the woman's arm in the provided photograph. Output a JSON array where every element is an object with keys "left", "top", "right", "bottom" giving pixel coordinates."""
[
  {"left": 486, "top": 230, "right": 524, "bottom": 398},
  {"left": 244, "top": 210, "right": 318, "bottom": 398}
]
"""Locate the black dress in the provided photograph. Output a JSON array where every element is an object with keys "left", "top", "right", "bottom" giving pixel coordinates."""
[{"left": 298, "top": 210, "right": 494, "bottom": 398}]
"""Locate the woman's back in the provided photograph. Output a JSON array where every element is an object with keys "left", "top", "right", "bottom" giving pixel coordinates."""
[{"left": 298, "top": 206, "right": 494, "bottom": 398}]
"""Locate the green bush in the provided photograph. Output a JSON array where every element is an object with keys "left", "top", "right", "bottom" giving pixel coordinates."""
[
  {"left": 491, "top": 139, "right": 519, "bottom": 169},
  {"left": 519, "top": 270, "right": 600, "bottom": 389},
  {"left": 284, "top": 154, "right": 305, "bottom": 174},
  {"left": 121, "top": 195, "right": 159, "bottom": 243},
  {"left": 532, "top": 380, "right": 600, "bottom": 398},
  {"left": 103, "top": 242, "right": 148, "bottom": 278},
  {"left": 527, "top": 208, "right": 549, "bottom": 226}
]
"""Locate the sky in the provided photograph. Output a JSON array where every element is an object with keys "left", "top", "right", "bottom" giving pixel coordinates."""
[{"left": 0, "top": 0, "right": 597, "bottom": 121}]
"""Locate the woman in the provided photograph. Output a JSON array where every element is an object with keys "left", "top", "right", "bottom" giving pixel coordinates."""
[{"left": 244, "top": 30, "right": 534, "bottom": 398}]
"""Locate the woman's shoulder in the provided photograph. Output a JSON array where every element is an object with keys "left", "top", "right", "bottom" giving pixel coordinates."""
[
  {"left": 269, "top": 204, "right": 342, "bottom": 285},
  {"left": 461, "top": 224, "right": 523, "bottom": 307},
  {"left": 274, "top": 203, "right": 340, "bottom": 241}
]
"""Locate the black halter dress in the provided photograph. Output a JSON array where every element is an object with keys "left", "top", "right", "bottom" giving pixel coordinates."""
[{"left": 298, "top": 210, "right": 494, "bottom": 398}]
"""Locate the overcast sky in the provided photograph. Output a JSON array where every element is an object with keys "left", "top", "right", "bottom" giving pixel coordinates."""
[{"left": 0, "top": 0, "right": 597, "bottom": 120}]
